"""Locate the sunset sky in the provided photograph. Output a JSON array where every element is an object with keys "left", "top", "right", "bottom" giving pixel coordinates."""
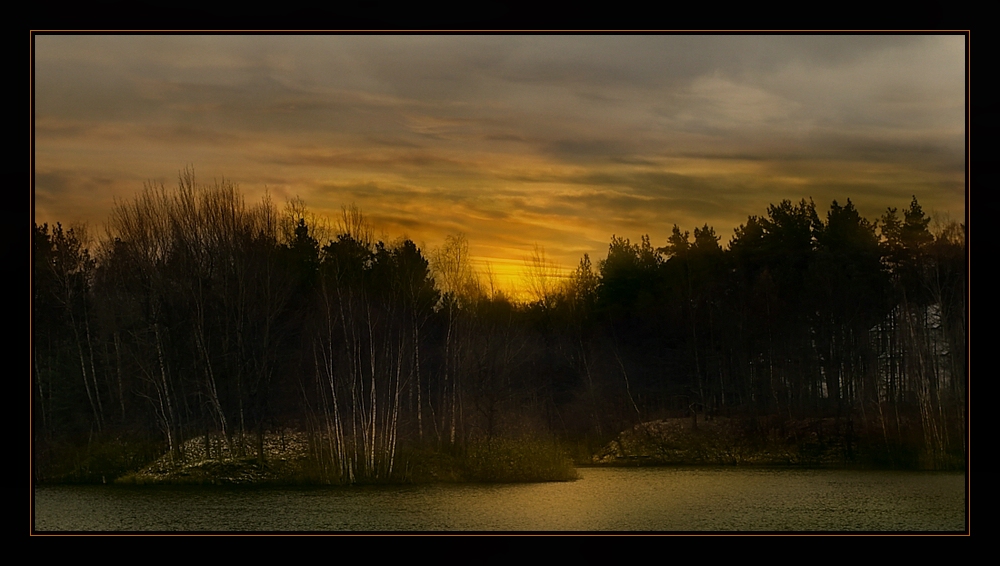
[{"left": 32, "top": 34, "right": 967, "bottom": 298}]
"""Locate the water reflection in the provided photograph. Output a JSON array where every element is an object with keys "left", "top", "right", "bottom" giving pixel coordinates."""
[{"left": 33, "top": 467, "right": 966, "bottom": 532}]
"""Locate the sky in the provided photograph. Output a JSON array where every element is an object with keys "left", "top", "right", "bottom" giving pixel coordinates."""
[{"left": 33, "top": 34, "right": 967, "bottom": 298}]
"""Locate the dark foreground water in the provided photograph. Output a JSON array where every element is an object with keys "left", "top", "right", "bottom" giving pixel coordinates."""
[{"left": 33, "top": 467, "right": 966, "bottom": 532}]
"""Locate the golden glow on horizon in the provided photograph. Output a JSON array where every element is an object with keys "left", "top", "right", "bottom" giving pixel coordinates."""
[{"left": 33, "top": 35, "right": 966, "bottom": 302}]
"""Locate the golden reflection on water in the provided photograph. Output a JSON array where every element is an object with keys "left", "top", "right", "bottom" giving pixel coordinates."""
[{"left": 34, "top": 467, "right": 966, "bottom": 532}]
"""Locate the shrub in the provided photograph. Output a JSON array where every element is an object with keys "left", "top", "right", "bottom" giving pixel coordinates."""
[{"left": 462, "top": 435, "right": 578, "bottom": 483}]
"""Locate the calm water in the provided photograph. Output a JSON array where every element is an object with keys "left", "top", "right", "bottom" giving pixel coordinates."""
[{"left": 33, "top": 467, "right": 966, "bottom": 532}]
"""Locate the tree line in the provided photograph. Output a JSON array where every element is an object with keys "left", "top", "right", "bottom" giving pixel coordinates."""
[{"left": 33, "top": 172, "right": 967, "bottom": 480}]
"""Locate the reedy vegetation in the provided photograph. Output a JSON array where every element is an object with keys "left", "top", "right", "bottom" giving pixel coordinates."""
[{"left": 33, "top": 171, "right": 966, "bottom": 482}]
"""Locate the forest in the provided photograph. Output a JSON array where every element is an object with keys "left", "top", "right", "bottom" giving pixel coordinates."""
[{"left": 32, "top": 171, "right": 967, "bottom": 484}]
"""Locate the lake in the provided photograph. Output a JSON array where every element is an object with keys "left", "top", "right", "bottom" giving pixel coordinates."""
[{"left": 33, "top": 467, "right": 966, "bottom": 532}]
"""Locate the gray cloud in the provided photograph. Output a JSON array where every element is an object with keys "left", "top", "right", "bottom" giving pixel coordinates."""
[{"left": 33, "top": 34, "right": 966, "bottom": 292}]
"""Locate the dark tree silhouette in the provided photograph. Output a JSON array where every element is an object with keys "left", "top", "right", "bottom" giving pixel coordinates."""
[{"left": 33, "top": 178, "right": 966, "bottom": 480}]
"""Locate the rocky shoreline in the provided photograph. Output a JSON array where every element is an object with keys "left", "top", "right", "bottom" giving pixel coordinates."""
[
  {"left": 589, "top": 415, "right": 947, "bottom": 469},
  {"left": 593, "top": 416, "right": 854, "bottom": 467},
  {"left": 115, "top": 430, "right": 578, "bottom": 485},
  {"left": 66, "top": 412, "right": 961, "bottom": 487}
]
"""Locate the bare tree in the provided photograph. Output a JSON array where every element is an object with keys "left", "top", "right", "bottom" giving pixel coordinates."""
[{"left": 523, "top": 244, "right": 563, "bottom": 309}]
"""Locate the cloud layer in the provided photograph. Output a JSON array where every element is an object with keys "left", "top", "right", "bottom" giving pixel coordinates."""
[{"left": 33, "top": 34, "right": 967, "bottom": 296}]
